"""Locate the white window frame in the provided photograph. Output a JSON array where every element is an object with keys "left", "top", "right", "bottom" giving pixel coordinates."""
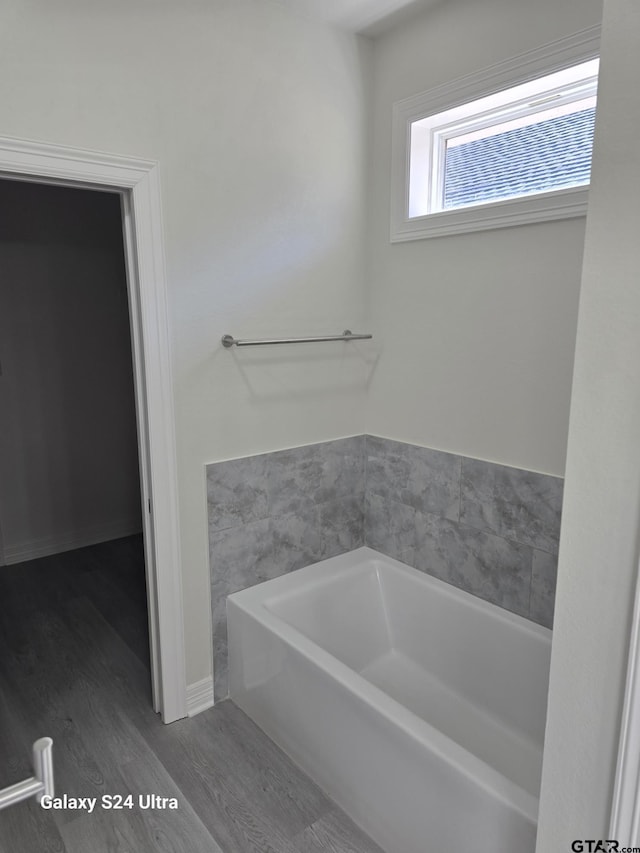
[{"left": 390, "top": 25, "right": 601, "bottom": 242}]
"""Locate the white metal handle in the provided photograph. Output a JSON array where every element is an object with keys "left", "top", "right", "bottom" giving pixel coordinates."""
[{"left": 0, "top": 738, "right": 54, "bottom": 811}]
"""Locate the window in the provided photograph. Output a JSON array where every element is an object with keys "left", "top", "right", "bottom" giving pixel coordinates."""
[
  {"left": 390, "top": 27, "right": 600, "bottom": 241},
  {"left": 409, "top": 60, "right": 598, "bottom": 218}
]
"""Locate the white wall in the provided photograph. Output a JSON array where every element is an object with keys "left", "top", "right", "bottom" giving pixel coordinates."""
[
  {"left": 0, "top": 180, "right": 142, "bottom": 564},
  {"left": 536, "top": 0, "right": 640, "bottom": 844},
  {"left": 0, "top": 0, "right": 371, "bottom": 684},
  {"left": 366, "top": 0, "right": 602, "bottom": 476}
]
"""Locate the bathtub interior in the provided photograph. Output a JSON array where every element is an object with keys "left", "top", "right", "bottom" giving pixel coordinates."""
[
  {"left": 265, "top": 563, "right": 390, "bottom": 671},
  {"left": 263, "top": 551, "right": 551, "bottom": 799}
]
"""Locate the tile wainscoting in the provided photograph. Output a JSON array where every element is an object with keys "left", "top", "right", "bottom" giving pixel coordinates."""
[
  {"left": 365, "top": 436, "right": 562, "bottom": 628},
  {"left": 207, "top": 435, "right": 562, "bottom": 701},
  {"left": 207, "top": 437, "right": 365, "bottom": 699}
]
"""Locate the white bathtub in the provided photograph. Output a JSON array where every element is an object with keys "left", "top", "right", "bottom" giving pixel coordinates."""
[{"left": 227, "top": 546, "right": 551, "bottom": 853}]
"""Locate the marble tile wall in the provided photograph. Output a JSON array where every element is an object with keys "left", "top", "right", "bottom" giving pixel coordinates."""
[
  {"left": 365, "top": 435, "right": 563, "bottom": 629},
  {"left": 207, "top": 436, "right": 365, "bottom": 700},
  {"left": 208, "top": 434, "right": 563, "bottom": 701}
]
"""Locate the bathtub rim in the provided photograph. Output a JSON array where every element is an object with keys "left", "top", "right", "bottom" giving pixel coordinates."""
[{"left": 227, "top": 546, "right": 551, "bottom": 824}]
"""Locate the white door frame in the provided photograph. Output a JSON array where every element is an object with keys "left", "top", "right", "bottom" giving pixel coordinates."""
[
  {"left": 610, "top": 556, "right": 640, "bottom": 843},
  {"left": 0, "top": 135, "right": 187, "bottom": 723}
]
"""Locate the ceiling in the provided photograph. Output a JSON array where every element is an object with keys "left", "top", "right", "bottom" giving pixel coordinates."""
[{"left": 275, "top": 0, "right": 442, "bottom": 35}]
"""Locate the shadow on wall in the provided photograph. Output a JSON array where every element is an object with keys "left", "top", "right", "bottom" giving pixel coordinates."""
[
  {"left": 207, "top": 435, "right": 562, "bottom": 701},
  {"left": 215, "top": 343, "right": 380, "bottom": 402}
]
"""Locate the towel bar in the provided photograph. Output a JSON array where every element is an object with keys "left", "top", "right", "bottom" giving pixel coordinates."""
[{"left": 221, "top": 329, "right": 373, "bottom": 348}]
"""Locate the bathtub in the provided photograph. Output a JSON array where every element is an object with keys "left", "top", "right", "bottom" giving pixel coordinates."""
[{"left": 227, "top": 546, "right": 552, "bottom": 853}]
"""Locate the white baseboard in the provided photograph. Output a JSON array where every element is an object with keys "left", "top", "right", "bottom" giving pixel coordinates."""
[
  {"left": 186, "top": 676, "right": 214, "bottom": 717},
  {"left": 2, "top": 518, "right": 143, "bottom": 565}
]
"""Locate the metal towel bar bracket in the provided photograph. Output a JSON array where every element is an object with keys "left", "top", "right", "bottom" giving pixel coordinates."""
[
  {"left": 222, "top": 329, "right": 373, "bottom": 348},
  {"left": 0, "top": 738, "right": 54, "bottom": 811}
]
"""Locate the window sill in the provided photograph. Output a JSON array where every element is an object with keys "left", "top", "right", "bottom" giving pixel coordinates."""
[{"left": 390, "top": 185, "right": 589, "bottom": 242}]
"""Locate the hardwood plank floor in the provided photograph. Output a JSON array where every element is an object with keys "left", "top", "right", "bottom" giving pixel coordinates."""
[{"left": 0, "top": 537, "right": 384, "bottom": 853}]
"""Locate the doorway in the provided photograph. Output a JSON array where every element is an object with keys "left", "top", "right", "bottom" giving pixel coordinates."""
[
  {"left": 0, "top": 135, "right": 186, "bottom": 723},
  {"left": 0, "top": 175, "right": 152, "bottom": 669},
  {"left": 0, "top": 179, "right": 143, "bottom": 563}
]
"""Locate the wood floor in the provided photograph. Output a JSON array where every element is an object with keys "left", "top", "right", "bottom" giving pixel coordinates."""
[{"left": 0, "top": 536, "right": 384, "bottom": 853}]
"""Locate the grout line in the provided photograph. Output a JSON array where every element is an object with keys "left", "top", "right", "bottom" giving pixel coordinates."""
[{"left": 363, "top": 434, "right": 369, "bottom": 547}]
